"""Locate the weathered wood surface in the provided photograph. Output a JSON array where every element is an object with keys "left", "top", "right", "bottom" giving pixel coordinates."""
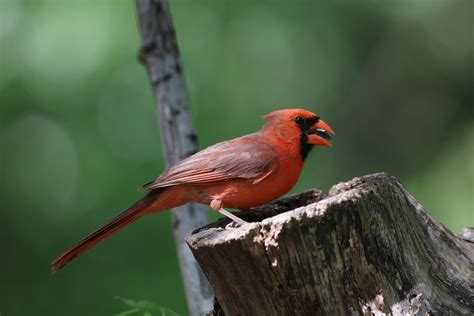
[
  {"left": 186, "top": 173, "right": 474, "bottom": 315},
  {"left": 135, "top": 0, "right": 213, "bottom": 314}
]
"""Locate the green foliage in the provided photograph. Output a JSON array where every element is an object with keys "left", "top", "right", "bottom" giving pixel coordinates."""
[{"left": 115, "top": 297, "right": 180, "bottom": 316}]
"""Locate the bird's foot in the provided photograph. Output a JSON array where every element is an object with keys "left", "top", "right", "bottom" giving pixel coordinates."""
[
  {"left": 225, "top": 221, "right": 242, "bottom": 229},
  {"left": 210, "top": 199, "right": 248, "bottom": 225},
  {"left": 217, "top": 207, "right": 248, "bottom": 225}
]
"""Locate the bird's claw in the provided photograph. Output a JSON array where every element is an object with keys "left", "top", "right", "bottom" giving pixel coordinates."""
[{"left": 225, "top": 221, "right": 242, "bottom": 229}]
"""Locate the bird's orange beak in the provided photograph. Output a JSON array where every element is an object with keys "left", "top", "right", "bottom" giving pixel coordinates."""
[{"left": 306, "top": 119, "right": 335, "bottom": 146}]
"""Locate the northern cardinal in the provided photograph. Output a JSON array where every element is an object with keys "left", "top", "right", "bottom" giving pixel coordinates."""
[{"left": 52, "top": 109, "right": 334, "bottom": 272}]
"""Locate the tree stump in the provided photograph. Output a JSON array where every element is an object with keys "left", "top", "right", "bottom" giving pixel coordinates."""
[{"left": 186, "top": 173, "right": 473, "bottom": 315}]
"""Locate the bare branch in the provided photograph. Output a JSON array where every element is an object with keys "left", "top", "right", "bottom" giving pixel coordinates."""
[{"left": 135, "top": 0, "right": 213, "bottom": 314}]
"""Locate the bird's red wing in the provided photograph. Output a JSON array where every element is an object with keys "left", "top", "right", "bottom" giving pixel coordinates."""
[{"left": 142, "top": 135, "right": 277, "bottom": 190}]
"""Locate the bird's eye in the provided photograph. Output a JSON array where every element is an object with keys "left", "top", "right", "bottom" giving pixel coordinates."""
[{"left": 294, "top": 117, "right": 305, "bottom": 126}]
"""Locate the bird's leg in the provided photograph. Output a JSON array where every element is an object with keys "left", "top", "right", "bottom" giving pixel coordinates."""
[
  {"left": 218, "top": 208, "right": 248, "bottom": 225},
  {"left": 210, "top": 199, "right": 248, "bottom": 225}
]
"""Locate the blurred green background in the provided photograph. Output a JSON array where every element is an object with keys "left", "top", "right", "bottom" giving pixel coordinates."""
[{"left": 0, "top": 0, "right": 472, "bottom": 315}]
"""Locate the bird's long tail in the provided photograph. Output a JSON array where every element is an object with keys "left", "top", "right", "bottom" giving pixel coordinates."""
[{"left": 51, "top": 189, "right": 164, "bottom": 273}]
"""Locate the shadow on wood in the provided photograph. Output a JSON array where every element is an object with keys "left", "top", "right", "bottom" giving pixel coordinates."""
[{"left": 186, "top": 173, "right": 473, "bottom": 315}]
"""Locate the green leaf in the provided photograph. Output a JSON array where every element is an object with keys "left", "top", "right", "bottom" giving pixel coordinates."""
[
  {"left": 114, "top": 296, "right": 181, "bottom": 316},
  {"left": 115, "top": 308, "right": 140, "bottom": 316}
]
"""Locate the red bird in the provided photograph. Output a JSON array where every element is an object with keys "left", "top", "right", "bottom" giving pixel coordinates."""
[{"left": 52, "top": 109, "right": 334, "bottom": 272}]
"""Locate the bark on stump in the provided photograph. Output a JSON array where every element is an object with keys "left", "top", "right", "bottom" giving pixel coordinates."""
[{"left": 186, "top": 173, "right": 474, "bottom": 315}]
